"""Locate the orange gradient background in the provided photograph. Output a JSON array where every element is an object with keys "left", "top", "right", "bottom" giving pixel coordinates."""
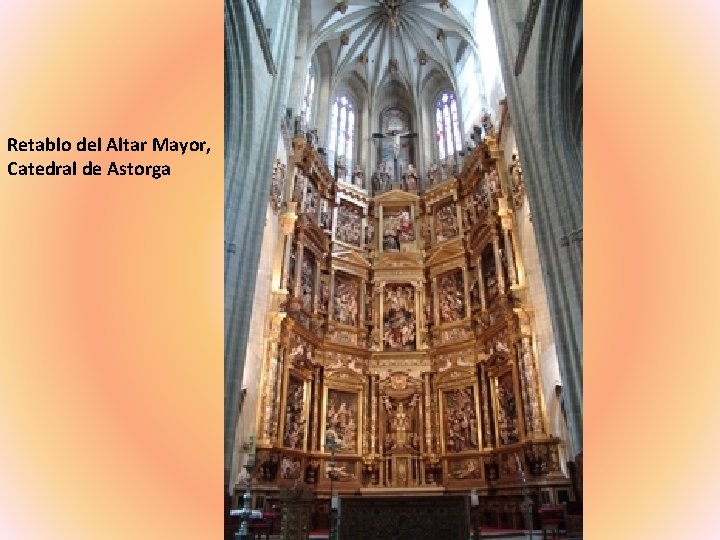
[{"left": 2, "top": 1, "right": 720, "bottom": 539}]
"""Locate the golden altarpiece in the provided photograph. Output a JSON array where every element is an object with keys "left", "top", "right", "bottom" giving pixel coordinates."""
[{"left": 244, "top": 132, "right": 571, "bottom": 526}]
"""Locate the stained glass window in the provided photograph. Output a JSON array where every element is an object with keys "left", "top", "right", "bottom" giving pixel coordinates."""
[
  {"left": 436, "top": 91, "right": 461, "bottom": 161},
  {"left": 328, "top": 95, "right": 355, "bottom": 181}
]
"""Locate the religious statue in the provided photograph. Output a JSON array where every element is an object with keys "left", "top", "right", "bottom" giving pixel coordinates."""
[
  {"left": 335, "top": 155, "right": 347, "bottom": 181},
  {"left": 404, "top": 163, "right": 418, "bottom": 191},
  {"left": 383, "top": 395, "right": 420, "bottom": 451},
  {"left": 391, "top": 402, "right": 410, "bottom": 448},
  {"left": 427, "top": 162, "right": 440, "bottom": 185},
  {"left": 269, "top": 158, "right": 285, "bottom": 214},
  {"left": 481, "top": 110, "right": 495, "bottom": 137},
  {"left": 352, "top": 165, "right": 365, "bottom": 188},
  {"left": 294, "top": 115, "right": 305, "bottom": 137}
]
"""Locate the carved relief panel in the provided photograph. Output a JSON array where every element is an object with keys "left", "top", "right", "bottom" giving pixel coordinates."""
[
  {"left": 382, "top": 206, "right": 415, "bottom": 252},
  {"left": 437, "top": 268, "right": 466, "bottom": 324},
  {"left": 333, "top": 272, "right": 360, "bottom": 327},
  {"left": 301, "top": 177, "right": 320, "bottom": 222},
  {"left": 285, "top": 241, "right": 297, "bottom": 298},
  {"left": 440, "top": 385, "right": 480, "bottom": 453},
  {"left": 382, "top": 284, "right": 416, "bottom": 351},
  {"left": 434, "top": 198, "right": 459, "bottom": 243},
  {"left": 300, "top": 250, "right": 315, "bottom": 313},
  {"left": 495, "top": 371, "right": 520, "bottom": 446},
  {"left": 335, "top": 200, "right": 363, "bottom": 247},
  {"left": 481, "top": 244, "right": 499, "bottom": 306},
  {"left": 283, "top": 376, "right": 308, "bottom": 450},
  {"left": 270, "top": 158, "right": 285, "bottom": 214},
  {"left": 323, "top": 387, "right": 362, "bottom": 455}
]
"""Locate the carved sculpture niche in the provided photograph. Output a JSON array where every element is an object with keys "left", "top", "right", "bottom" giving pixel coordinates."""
[{"left": 378, "top": 372, "right": 423, "bottom": 454}]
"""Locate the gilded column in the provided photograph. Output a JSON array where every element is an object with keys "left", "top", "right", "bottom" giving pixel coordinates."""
[
  {"left": 312, "top": 365, "right": 322, "bottom": 451},
  {"left": 432, "top": 276, "right": 440, "bottom": 328},
  {"left": 430, "top": 373, "right": 439, "bottom": 454},
  {"left": 413, "top": 281, "right": 424, "bottom": 349},
  {"left": 377, "top": 205, "right": 384, "bottom": 252},
  {"left": 423, "top": 372, "right": 432, "bottom": 452},
  {"left": 492, "top": 232, "right": 506, "bottom": 294},
  {"left": 454, "top": 193, "right": 463, "bottom": 237},
  {"left": 511, "top": 355, "right": 527, "bottom": 441},
  {"left": 410, "top": 202, "right": 418, "bottom": 251},
  {"left": 462, "top": 265, "right": 470, "bottom": 321},
  {"left": 510, "top": 225, "right": 526, "bottom": 287},
  {"left": 502, "top": 226, "right": 518, "bottom": 286},
  {"left": 519, "top": 336, "right": 544, "bottom": 437},
  {"left": 294, "top": 241, "right": 305, "bottom": 297},
  {"left": 277, "top": 203, "right": 298, "bottom": 292},
  {"left": 377, "top": 281, "right": 385, "bottom": 351},
  {"left": 480, "top": 362, "right": 492, "bottom": 449},
  {"left": 328, "top": 268, "right": 336, "bottom": 323},
  {"left": 373, "top": 374, "right": 380, "bottom": 454},
  {"left": 256, "top": 341, "right": 280, "bottom": 445},
  {"left": 364, "top": 376, "right": 370, "bottom": 454},
  {"left": 477, "top": 258, "right": 486, "bottom": 311}
]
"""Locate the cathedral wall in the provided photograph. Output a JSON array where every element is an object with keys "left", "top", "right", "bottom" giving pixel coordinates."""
[
  {"left": 224, "top": 0, "right": 300, "bottom": 486},
  {"left": 498, "top": 113, "right": 568, "bottom": 471},
  {"left": 489, "top": 0, "right": 583, "bottom": 456}
]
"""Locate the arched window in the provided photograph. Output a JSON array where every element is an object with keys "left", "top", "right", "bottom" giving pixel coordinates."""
[
  {"left": 328, "top": 95, "right": 355, "bottom": 181},
  {"left": 302, "top": 63, "right": 316, "bottom": 125},
  {"left": 435, "top": 91, "right": 462, "bottom": 161}
]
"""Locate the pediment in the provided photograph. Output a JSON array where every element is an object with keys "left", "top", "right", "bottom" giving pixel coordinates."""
[
  {"left": 436, "top": 366, "right": 476, "bottom": 384},
  {"left": 332, "top": 248, "right": 371, "bottom": 269},
  {"left": 374, "top": 189, "right": 420, "bottom": 205},
  {"left": 425, "top": 241, "right": 466, "bottom": 266},
  {"left": 373, "top": 251, "right": 424, "bottom": 271}
]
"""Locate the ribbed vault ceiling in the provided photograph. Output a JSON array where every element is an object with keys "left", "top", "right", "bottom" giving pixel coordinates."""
[{"left": 309, "top": 0, "right": 477, "bottom": 100}]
